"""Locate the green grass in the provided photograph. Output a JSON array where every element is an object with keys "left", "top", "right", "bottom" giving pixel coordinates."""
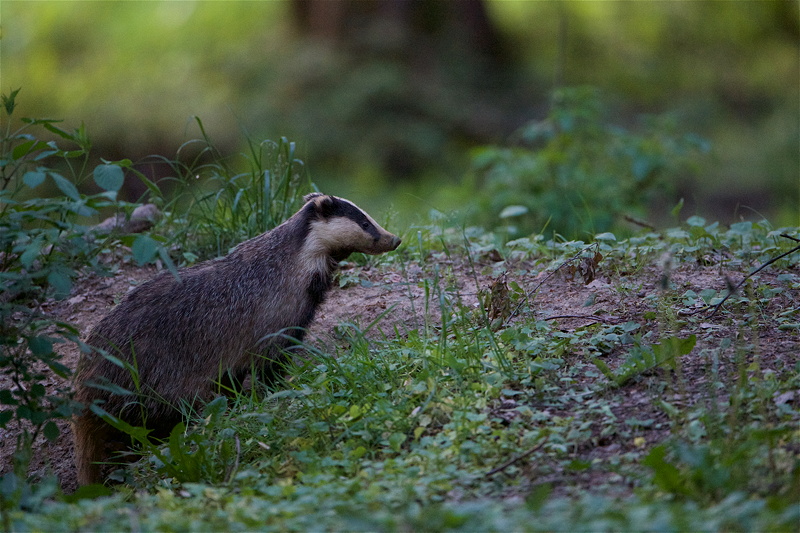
[
  {"left": 9, "top": 217, "right": 799, "bottom": 532},
  {"left": 2, "top": 93, "right": 798, "bottom": 532}
]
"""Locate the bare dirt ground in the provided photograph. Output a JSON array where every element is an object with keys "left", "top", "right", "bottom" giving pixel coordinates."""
[{"left": 1, "top": 251, "right": 797, "bottom": 494}]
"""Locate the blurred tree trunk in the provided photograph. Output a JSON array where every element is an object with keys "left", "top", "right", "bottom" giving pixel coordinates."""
[
  {"left": 291, "top": 0, "right": 507, "bottom": 63},
  {"left": 288, "top": 0, "right": 520, "bottom": 178}
]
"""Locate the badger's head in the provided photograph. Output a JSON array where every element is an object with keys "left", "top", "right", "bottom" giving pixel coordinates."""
[{"left": 303, "top": 193, "right": 401, "bottom": 261}]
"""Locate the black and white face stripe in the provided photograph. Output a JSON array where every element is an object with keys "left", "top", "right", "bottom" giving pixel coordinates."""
[
  {"left": 324, "top": 198, "right": 382, "bottom": 242},
  {"left": 301, "top": 194, "right": 401, "bottom": 259}
]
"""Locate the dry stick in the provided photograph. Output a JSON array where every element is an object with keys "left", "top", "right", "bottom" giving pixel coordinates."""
[
  {"left": 623, "top": 214, "right": 656, "bottom": 231},
  {"left": 486, "top": 437, "right": 549, "bottom": 477},
  {"left": 704, "top": 233, "right": 800, "bottom": 319},
  {"left": 543, "top": 314, "right": 616, "bottom": 324},
  {"left": 505, "top": 242, "right": 600, "bottom": 326}
]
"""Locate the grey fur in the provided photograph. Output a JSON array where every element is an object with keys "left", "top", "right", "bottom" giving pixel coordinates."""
[{"left": 72, "top": 193, "right": 400, "bottom": 485}]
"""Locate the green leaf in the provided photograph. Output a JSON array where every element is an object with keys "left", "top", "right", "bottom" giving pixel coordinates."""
[
  {"left": 158, "top": 245, "right": 180, "bottom": 280},
  {"left": 168, "top": 422, "right": 188, "bottom": 459},
  {"left": 202, "top": 396, "right": 228, "bottom": 426},
  {"left": 28, "top": 336, "right": 54, "bottom": 357},
  {"left": 525, "top": 483, "right": 552, "bottom": 511},
  {"left": 34, "top": 143, "right": 59, "bottom": 161},
  {"left": 729, "top": 221, "right": 753, "bottom": 235},
  {"left": 2, "top": 88, "right": 20, "bottom": 115},
  {"left": 567, "top": 459, "right": 592, "bottom": 471},
  {"left": 48, "top": 270, "right": 73, "bottom": 298},
  {"left": 594, "top": 232, "right": 616, "bottom": 241},
  {"left": 60, "top": 483, "right": 113, "bottom": 503},
  {"left": 643, "top": 444, "right": 689, "bottom": 496},
  {"left": 651, "top": 335, "right": 697, "bottom": 361},
  {"left": 0, "top": 391, "right": 15, "bottom": 405},
  {"left": 350, "top": 446, "right": 367, "bottom": 459},
  {"left": 499, "top": 205, "right": 529, "bottom": 218},
  {"left": 20, "top": 238, "right": 44, "bottom": 268},
  {"left": 16, "top": 405, "right": 32, "bottom": 420},
  {"left": 49, "top": 172, "right": 81, "bottom": 201},
  {"left": 43, "top": 421, "right": 60, "bottom": 442},
  {"left": 41, "top": 121, "right": 76, "bottom": 142},
  {"left": 132, "top": 234, "right": 158, "bottom": 265},
  {"left": 388, "top": 432, "right": 406, "bottom": 452},
  {"left": 69, "top": 200, "right": 98, "bottom": 217},
  {"left": 90, "top": 404, "right": 156, "bottom": 450},
  {"left": 23, "top": 168, "right": 47, "bottom": 188},
  {"left": 93, "top": 163, "right": 125, "bottom": 192},
  {"left": 699, "top": 289, "right": 717, "bottom": 305},
  {"left": 671, "top": 198, "right": 684, "bottom": 218},
  {"left": 592, "top": 358, "right": 615, "bottom": 381},
  {"left": 13, "top": 139, "right": 48, "bottom": 160},
  {"left": 47, "top": 360, "right": 73, "bottom": 379}
]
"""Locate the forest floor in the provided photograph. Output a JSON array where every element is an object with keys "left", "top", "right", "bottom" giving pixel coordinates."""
[{"left": 2, "top": 244, "right": 797, "bottom": 498}]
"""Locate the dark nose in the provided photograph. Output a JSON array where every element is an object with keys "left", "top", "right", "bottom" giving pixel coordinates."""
[{"left": 390, "top": 236, "right": 401, "bottom": 250}]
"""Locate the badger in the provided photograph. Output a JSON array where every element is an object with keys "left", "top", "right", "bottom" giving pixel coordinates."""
[{"left": 73, "top": 192, "right": 401, "bottom": 485}]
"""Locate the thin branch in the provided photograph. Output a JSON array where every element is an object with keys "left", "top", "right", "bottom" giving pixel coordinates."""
[
  {"left": 486, "top": 437, "right": 549, "bottom": 477},
  {"left": 505, "top": 243, "right": 600, "bottom": 326},
  {"left": 542, "top": 314, "right": 617, "bottom": 324},
  {"left": 623, "top": 214, "right": 656, "bottom": 231},
  {"left": 706, "top": 235, "right": 800, "bottom": 319}
]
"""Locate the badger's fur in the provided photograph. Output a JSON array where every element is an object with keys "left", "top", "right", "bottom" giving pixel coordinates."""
[{"left": 73, "top": 193, "right": 400, "bottom": 485}]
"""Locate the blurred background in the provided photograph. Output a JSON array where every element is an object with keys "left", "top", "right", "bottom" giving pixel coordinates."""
[{"left": 3, "top": 0, "right": 798, "bottom": 236}]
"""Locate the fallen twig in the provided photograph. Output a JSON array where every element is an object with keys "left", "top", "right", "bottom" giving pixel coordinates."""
[
  {"left": 623, "top": 214, "right": 656, "bottom": 231},
  {"left": 542, "top": 314, "right": 618, "bottom": 324},
  {"left": 682, "top": 233, "right": 800, "bottom": 318},
  {"left": 505, "top": 243, "right": 601, "bottom": 326},
  {"left": 486, "top": 436, "right": 549, "bottom": 477}
]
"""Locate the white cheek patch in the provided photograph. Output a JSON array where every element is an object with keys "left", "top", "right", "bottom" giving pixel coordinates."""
[
  {"left": 306, "top": 218, "right": 370, "bottom": 254},
  {"left": 306, "top": 197, "right": 398, "bottom": 256}
]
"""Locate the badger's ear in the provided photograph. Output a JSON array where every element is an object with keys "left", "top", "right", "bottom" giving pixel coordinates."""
[
  {"left": 303, "top": 192, "right": 324, "bottom": 203},
  {"left": 316, "top": 195, "right": 336, "bottom": 219}
]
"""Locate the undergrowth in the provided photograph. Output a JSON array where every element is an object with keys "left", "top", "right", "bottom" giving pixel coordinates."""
[
  {"left": 2, "top": 89, "right": 798, "bottom": 532},
  {"left": 469, "top": 86, "right": 709, "bottom": 239},
  {"left": 145, "top": 118, "right": 313, "bottom": 261},
  {"left": 0, "top": 91, "right": 311, "bottom": 527},
  {"left": 17, "top": 217, "right": 799, "bottom": 532}
]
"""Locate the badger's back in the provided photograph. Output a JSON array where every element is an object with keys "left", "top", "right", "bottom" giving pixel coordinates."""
[
  {"left": 78, "top": 211, "right": 328, "bottom": 414},
  {"left": 73, "top": 193, "right": 401, "bottom": 485}
]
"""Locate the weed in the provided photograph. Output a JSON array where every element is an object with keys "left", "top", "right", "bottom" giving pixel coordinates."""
[
  {"left": 1, "top": 90, "right": 123, "bottom": 444},
  {"left": 0, "top": 91, "right": 179, "bottom": 522},
  {"left": 593, "top": 335, "right": 697, "bottom": 387},
  {"left": 469, "top": 87, "right": 709, "bottom": 239},
  {"left": 146, "top": 118, "right": 313, "bottom": 261}
]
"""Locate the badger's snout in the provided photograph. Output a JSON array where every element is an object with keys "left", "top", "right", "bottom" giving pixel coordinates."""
[{"left": 367, "top": 233, "right": 401, "bottom": 254}]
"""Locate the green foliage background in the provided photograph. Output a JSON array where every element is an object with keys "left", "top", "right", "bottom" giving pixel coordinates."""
[
  {"left": 3, "top": 0, "right": 798, "bottom": 227},
  {"left": 1, "top": 85, "right": 798, "bottom": 531},
  {"left": 1, "top": 1, "right": 799, "bottom": 528}
]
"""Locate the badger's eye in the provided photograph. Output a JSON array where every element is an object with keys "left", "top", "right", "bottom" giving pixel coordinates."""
[{"left": 361, "top": 221, "right": 370, "bottom": 230}]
